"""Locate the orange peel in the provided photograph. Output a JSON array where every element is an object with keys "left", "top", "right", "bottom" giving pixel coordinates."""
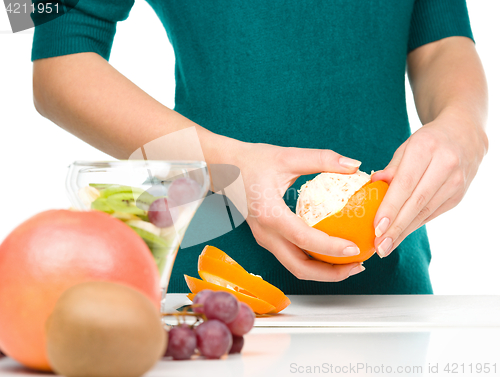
[
  {"left": 184, "top": 275, "right": 275, "bottom": 314},
  {"left": 184, "top": 245, "right": 290, "bottom": 314}
]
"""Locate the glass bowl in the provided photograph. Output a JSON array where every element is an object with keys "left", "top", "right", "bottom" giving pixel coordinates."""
[{"left": 66, "top": 160, "right": 210, "bottom": 308}]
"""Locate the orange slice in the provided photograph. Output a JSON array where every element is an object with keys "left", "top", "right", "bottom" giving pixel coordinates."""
[
  {"left": 199, "top": 245, "right": 247, "bottom": 273},
  {"left": 308, "top": 180, "right": 389, "bottom": 264},
  {"left": 184, "top": 246, "right": 291, "bottom": 314},
  {"left": 198, "top": 255, "right": 291, "bottom": 313},
  {"left": 184, "top": 275, "right": 275, "bottom": 314}
]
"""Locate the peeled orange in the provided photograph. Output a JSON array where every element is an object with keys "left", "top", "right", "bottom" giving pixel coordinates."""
[
  {"left": 296, "top": 171, "right": 389, "bottom": 264},
  {"left": 184, "top": 246, "right": 290, "bottom": 314}
]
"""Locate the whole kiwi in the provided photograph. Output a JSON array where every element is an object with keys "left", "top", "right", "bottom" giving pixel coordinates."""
[{"left": 46, "top": 281, "right": 167, "bottom": 377}]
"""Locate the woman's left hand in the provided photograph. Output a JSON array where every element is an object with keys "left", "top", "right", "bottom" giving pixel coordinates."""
[{"left": 371, "top": 112, "right": 488, "bottom": 257}]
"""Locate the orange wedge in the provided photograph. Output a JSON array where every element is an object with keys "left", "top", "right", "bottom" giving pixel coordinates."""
[
  {"left": 199, "top": 245, "right": 247, "bottom": 273},
  {"left": 184, "top": 275, "right": 275, "bottom": 314},
  {"left": 198, "top": 255, "right": 290, "bottom": 313},
  {"left": 184, "top": 245, "right": 291, "bottom": 314}
]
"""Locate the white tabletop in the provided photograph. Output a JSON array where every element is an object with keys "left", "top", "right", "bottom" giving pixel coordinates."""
[
  {"left": 164, "top": 294, "right": 500, "bottom": 327},
  {"left": 1, "top": 295, "right": 499, "bottom": 377}
]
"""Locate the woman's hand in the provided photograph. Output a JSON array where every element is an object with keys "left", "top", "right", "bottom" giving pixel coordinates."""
[
  {"left": 371, "top": 112, "right": 488, "bottom": 257},
  {"left": 372, "top": 37, "right": 489, "bottom": 258},
  {"left": 234, "top": 143, "right": 366, "bottom": 281}
]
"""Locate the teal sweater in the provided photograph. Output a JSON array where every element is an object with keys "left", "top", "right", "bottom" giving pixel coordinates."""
[{"left": 32, "top": 1, "right": 473, "bottom": 294}]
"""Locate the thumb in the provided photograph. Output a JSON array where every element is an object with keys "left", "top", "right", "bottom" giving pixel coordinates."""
[
  {"left": 371, "top": 140, "right": 408, "bottom": 184},
  {"left": 282, "top": 147, "right": 361, "bottom": 175}
]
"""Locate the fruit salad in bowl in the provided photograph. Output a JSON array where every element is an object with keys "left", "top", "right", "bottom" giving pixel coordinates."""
[{"left": 66, "top": 160, "right": 210, "bottom": 300}]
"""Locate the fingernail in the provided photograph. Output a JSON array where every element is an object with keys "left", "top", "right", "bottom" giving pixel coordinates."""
[
  {"left": 349, "top": 264, "right": 366, "bottom": 277},
  {"left": 377, "top": 237, "right": 393, "bottom": 258},
  {"left": 375, "top": 217, "right": 390, "bottom": 237},
  {"left": 339, "top": 157, "right": 361, "bottom": 168},
  {"left": 343, "top": 246, "right": 360, "bottom": 256}
]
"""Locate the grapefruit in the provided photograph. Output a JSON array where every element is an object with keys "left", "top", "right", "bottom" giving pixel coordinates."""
[
  {"left": 0, "top": 210, "right": 160, "bottom": 371},
  {"left": 296, "top": 171, "right": 389, "bottom": 264}
]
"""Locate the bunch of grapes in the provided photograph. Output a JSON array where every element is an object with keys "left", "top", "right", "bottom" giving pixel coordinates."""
[{"left": 163, "top": 290, "right": 255, "bottom": 360}]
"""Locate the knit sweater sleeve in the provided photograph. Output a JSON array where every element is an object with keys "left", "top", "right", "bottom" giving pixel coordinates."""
[
  {"left": 31, "top": 0, "right": 134, "bottom": 61},
  {"left": 408, "top": 0, "right": 474, "bottom": 53}
]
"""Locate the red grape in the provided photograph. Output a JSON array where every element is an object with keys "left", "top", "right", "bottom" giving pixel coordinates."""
[
  {"left": 192, "top": 289, "right": 214, "bottom": 314},
  {"left": 229, "top": 335, "right": 244, "bottom": 354},
  {"left": 168, "top": 177, "right": 202, "bottom": 206},
  {"left": 164, "top": 324, "right": 197, "bottom": 360},
  {"left": 204, "top": 291, "right": 240, "bottom": 324},
  {"left": 226, "top": 302, "right": 255, "bottom": 336},
  {"left": 147, "top": 198, "right": 178, "bottom": 227},
  {"left": 195, "top": 320, "right": 232, "bottom": 359}
]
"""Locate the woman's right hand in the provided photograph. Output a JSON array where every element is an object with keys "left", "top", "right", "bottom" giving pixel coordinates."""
[{"left": 231, "top": 142, "right": 366, "bottom": 282}]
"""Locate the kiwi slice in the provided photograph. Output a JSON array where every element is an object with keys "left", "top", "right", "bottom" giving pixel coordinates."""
[
  {"left": 90, "top": 184, "right": 159, "bottom": 205},
  {"left": 100, "top": 185, "right": 145, "bottom": 199},
  {"left": 88, "top": 183, "right": 114, "bottom": 191},
  {"left": 135, "top": 191, "right": 159, "bottom": 209},
  {"left": 112, "top": 212, "right": 142, "bottom": 221},
  {"left": 155, "top": 255, "right": 168, "bottom": 273},
  {"left": 105, "top": 193, "right": 146, "bottom": 216},
  {"left": 90, "top": 198, "right": 114, "bottom": 213},
  {"left": 128, "top": 225, "right": 171, "bottom": 258},
  {"left": 91, "top": 194, "right": 149, "bottom": 221}
]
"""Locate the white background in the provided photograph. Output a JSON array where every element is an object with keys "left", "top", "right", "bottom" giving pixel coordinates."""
[{"left": 0, "top": 1, "right": 498, "bottom": 294}]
